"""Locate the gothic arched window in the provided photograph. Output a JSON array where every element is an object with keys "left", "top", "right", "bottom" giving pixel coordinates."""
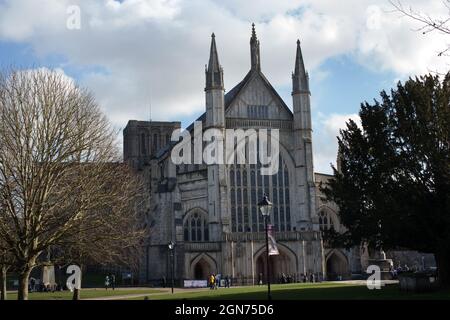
[
  {"left": 229, "top": 155, "right": 291, "bottom": 232},
  {"left": 183, "top": 211, "right": 209, "bottom": 242},
  {"left": 140, "top": 133, "right": 147, "bottom": 155},
  {"left": 319, "top": 210, "right": 335, "bottom": 231}
]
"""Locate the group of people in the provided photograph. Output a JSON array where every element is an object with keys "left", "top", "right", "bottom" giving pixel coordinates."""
[
  {"left": 278, "top": 273, "right": 295, "bottom": 284},
  {"left": 104, "top": 273, "right": 116, "bottom": 290},
  {"left": 390, "top": 264, "right": 419, "bottom": 278},
  {"left": 208, "top": 274, "right": 231, "bottom": 289},
  {"left": 257, "top": 272, "right": 322, "bottom": 285},
  {"left": 28, "top": 278, "right": 64, "bottom": 293},
  {"left": 300, "top": 273, "right": 322, "bottom": 283}
]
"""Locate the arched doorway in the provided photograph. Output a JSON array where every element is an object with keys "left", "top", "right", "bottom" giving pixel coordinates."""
[
  {"left": 190, "top": 256, "right": 215, "bottom": 280},
  {"left": 255, "top": 250, "right": 295, "bottom": 284},
  {"left": 326, "top": 251, "right": 348, "bottom": 280},
  {"left": 194, "top": 263, "right": 204, "bottom": 280}
]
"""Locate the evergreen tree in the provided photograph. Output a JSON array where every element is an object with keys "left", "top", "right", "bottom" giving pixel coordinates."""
[{"left": 323, "top": 73, "right": 450, "bottom": 286}]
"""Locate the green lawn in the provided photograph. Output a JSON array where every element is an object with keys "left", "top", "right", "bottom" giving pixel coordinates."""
[
  {"left": 5, "top": 282, "right": 450, "bottom": 300},
  {"left": 130, "top": 283, "right": 450, "bottom": 300},
  {"left": 6, "top": 288, "right": 163, "bottom": 300}
]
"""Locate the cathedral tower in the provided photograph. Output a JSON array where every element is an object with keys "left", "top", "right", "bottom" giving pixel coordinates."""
[
  {"left": 292, "top": 40, "right": 318, "bottom": 231},
  {"left": 205, "top": 33, "right": 225, "bottom": 128},
  {"left": 205, "top": 33, "right": 227, "bottom": 239}
]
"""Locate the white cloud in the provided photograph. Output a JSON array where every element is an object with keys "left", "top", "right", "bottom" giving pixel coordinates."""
[
  {"left": 313, "top": 112, "right": 361, "bottom": 174},
  {"left": 356, "top": 1, "right": 448, "bottom": 76},
  {"left": 0, "top": 0, "right": 447, "bottom": 170}
]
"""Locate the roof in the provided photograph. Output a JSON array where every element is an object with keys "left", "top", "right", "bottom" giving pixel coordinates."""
[
  {"left": 225, "top": 69, "right": 292, "bottom": 115},
  {"left": 159, "top": 69, "right": 293, "bottom": 160},
  {"left": 185, "top": 69, "right": 292, "bottom": 133}
]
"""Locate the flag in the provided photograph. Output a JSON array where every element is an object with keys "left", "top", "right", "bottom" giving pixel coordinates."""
[{"left": 267, "top": 224, "right": 279, "bottom": 256}]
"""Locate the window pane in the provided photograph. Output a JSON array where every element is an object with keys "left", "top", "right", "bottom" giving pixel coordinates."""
[
  {"left": 238, "top": 207, "right": 243, "bottom": 232},
  {"left": 204, "top": 226, "right": 209, "bottom": 241},
  {"left": 286, "top": 206, "right": 291, "bottom": 230}
]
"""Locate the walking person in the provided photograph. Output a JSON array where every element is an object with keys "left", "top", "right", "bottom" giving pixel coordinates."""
[
  {"left": 30, "top": 278, "right": 36, "bottom": 292},
  {"left": 111, "top": 274, "right": 116, "bottom": 290},
  {"left": 215, "top": 274, "right": 220, "bottom": 289},
  {"left": 209, "top": 274, "right": 215, "bottom": 290},
  {"left": 105, "top": 275, "right": 110, "bottom": 290}
]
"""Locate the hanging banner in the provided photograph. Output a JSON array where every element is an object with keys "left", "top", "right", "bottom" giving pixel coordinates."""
[{"left": 267, "top": 224, "right": 279, "bottom": 256}]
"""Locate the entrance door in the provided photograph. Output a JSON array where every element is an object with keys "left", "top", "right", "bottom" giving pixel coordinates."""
[
  {"left": 256, "top": 251, "right": 294, "bottom": 283},
  {"left": 326, "top": 251, "right": 348, "bottom": 280},
  {"left": 192, "top": 258, "right": 212, "bottom": 280}
]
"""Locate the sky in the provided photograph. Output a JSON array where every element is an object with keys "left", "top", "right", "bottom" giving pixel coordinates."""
[{"left": 0, "top": 0, "right": 448, "bottom": 173}]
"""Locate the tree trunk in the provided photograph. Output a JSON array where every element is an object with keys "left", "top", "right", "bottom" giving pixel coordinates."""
[
  {"left": 0, "top": 265, "right": 7, "bottom": 300},
  {"left": 72, "top": 263, "right": 83, "bottom": 300},
  {"left": 72, "top": 288, "right": 80, "bottom": 300},
  {"left": 436, "top": 249, "right": 450, "bottom": 288},
  {"left": 17, "top": 268, "right": 33, "bottom": 300}
]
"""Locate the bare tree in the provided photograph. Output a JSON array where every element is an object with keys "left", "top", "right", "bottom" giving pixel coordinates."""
[
  {"left": 390, "top": 0, "right": 450, "bottom": 57},
  {"left": 0, "top": 245, "right": 15, "bottom": 300},
  {"left": 0, "top": 68, "right": 145, "bottom": 300}
]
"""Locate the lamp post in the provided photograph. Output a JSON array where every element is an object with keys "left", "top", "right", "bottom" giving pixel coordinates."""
[
  {"left": 168, "top": 241, "right": 175, "bottom": 294},
  {"left": 258, "top": 195, "right": 273, "bottom": 300}
]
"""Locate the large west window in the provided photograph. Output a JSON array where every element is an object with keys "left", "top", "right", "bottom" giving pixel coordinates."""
[{"left": 229, "top": 155, "right": 291, "bottom": 232}]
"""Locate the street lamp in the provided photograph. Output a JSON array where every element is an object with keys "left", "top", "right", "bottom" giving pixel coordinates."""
[
  {"left": 168, "top": 241, "right": 175, "bottom": 294},
  {"left": 258, "top": 194, "right": 273, "bottom": 300}
]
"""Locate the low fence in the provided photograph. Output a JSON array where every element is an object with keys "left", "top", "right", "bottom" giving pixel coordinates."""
[{"left": 398, "top": 272, "right": 439, "bottom": 292}]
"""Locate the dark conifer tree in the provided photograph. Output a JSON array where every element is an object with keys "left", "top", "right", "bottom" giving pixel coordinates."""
[{"left": 323, "top": 73, "right": 450, "bottom": 286}]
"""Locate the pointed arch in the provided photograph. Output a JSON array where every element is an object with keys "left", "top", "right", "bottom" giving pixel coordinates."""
[
  {"left": 227, "top": 137, "right": 295, "bottom": 233},
  {"left": 189, "top": 253, "right": 218, "bottom": 279},
  {"left": 325, "top": 249, "right": 349, "bottom": 280},
  {"left": 253, "top": 243, "right": 298, "bottom": 283},
  {"left": 317, "top": 205, "right": 340, "bottom": 232}
]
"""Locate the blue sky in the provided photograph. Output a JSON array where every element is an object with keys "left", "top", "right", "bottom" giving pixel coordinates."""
[{"left": 0, "top": 0, "right": 447, "bottom": 173}]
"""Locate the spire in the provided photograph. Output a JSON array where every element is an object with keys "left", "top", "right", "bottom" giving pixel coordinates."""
[
  {"left": 205, "top": 33, "right": 224, "bottom": 90},
  {"left": 292, "top": 39, "right": 309, "bottom": 94},
  {"left": 250, "top": 23, "right": 261, "bottom": 71},
  {"left": 251, "top": 23, "right": 257, "bottom": 41}
]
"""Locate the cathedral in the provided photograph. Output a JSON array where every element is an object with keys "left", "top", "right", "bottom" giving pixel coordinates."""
[{"left": 123, "top": 25, "right": 368, "bottom": 285}]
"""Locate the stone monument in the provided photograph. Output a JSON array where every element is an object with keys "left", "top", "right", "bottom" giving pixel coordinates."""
[
  {"left": 367, "top": 249, "right": 394, "bottom": 280},
  {"left": 42, "top": 265, "right": 56, "bottom": 287}
]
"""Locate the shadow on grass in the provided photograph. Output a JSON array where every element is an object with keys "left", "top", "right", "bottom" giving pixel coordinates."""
[
  {"left": 7, "top": 288, "right": 164, "bottom": 300},
  {"left": 148, "top": 284, "right": 450, "bottom": 301}
]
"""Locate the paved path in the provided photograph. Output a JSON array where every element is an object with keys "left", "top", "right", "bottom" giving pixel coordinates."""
[
  {"left": 327, "top": 280, "right": 399, "bottom": 285},
  {"left": 84, "top": 280, "right": 400, "bottom": 300},
  {"left": 83, "top": 287, "right": 214, "bottom": 300}
]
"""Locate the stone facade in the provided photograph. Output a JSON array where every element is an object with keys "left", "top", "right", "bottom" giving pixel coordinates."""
[{"left": 124, "top": 26, "right": 428, "bottom": 286}]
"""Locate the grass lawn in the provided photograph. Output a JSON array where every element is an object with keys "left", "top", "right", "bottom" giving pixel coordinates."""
[
  {"left": 129, "top": 283, "right": 450, "bottom": 300},
  {"left": 6, "top": 288, "right": 164, "bottom": 300},
  {"left": 5, "top": 283, "right": 449, "bottom": 300}
]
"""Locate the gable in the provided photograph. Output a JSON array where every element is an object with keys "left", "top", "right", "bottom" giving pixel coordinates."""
[{"left": 225, "top": 71, "right": 292, "bottom": 121}]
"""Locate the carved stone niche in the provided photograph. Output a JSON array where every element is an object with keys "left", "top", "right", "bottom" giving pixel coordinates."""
[{"left": 236, "top": 241, "right": 243, "bottom": 257}]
